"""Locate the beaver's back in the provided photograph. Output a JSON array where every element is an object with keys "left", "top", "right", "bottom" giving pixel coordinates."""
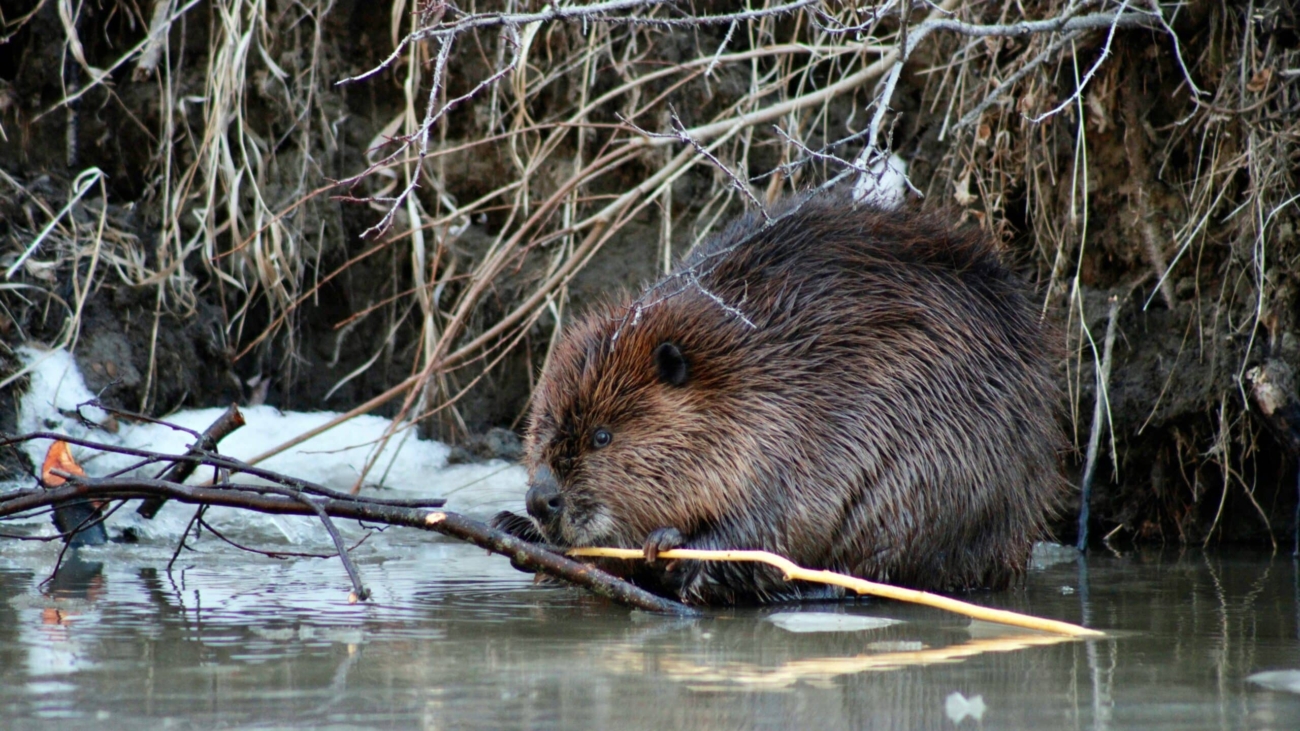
[{"left": 667, "top": 201, "right": 1062, "bottom": 594}]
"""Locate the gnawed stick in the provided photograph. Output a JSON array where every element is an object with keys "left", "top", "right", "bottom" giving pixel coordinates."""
[{"left": 569, "top": 547, "right": 1103, "bottom": 637}]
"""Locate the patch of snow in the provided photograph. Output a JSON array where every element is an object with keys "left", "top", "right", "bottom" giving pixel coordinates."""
[
  {"left": 852, "top": 152, "right": 910, "bottom": 210},
  {"left": 6, "top": 347, "right": 526, "bottom": 543}
]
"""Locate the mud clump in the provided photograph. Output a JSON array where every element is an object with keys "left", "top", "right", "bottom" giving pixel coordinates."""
[
  {"left": 445, "top": 427, "right": 525, "bottom": 464},
  {"left": 496, "top": 196, "right": 1067, "bottom": 604}
]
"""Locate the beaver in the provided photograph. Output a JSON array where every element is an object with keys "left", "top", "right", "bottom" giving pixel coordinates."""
[{"left": 493, "top": 195, "right": 1065, "bottom": 604}]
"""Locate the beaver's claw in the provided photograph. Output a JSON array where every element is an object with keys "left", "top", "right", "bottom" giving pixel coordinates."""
[
  {"left": 490, "top": 511, "right": 550, "bottom": 573},
  {"left": 643, "top": 527, "right": 685, "bottom": 562},
  {"left": 490, "top": 510, "right": 546, "bottom": 543}
]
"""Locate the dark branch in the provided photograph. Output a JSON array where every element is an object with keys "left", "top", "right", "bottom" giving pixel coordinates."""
[
  {"left": 0, "top": 432, "right": 447, "bottom": 508},
  {"left": 0, "top": 475, "right": 698, "bottom": 616},
  {"left": 139, "top": 402, "right": 247, "bottom": 518}
]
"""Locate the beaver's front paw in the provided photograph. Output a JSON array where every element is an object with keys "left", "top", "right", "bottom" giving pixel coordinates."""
[
  {"left": 490, "top": 510, "right": 546, "bottom": 543},
  {"left": 489, "top": 511, "right": 551, "bottom": 574},
  {"left": 643, "top": 527, "right": 685, "bottom": 562}
]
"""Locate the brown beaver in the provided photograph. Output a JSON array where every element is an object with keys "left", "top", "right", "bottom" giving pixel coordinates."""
[{"left": 493, "top": 195, "right": 1065, "bottom": 604}]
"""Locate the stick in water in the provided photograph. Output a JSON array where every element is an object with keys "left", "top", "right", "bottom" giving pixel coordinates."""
[
  {"left": 137, "top": 403, "right": 247, "bottom": 518},
  {"left": 568, "top": 547, "right": 1104, "bottom": 638}
]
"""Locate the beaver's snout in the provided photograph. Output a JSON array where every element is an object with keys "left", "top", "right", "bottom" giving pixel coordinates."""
[{"left": 525, "top": 465, "right": 563, "bottom": 525}]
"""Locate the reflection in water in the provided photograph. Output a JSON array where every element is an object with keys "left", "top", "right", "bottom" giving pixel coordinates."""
[
  {"left": 25, "top": 555, "right": 105, "bottom": 679},
  {"left": 44, "top": 554, "right": 106, "bottom": 599},
  {"left": 1077, "top": 553, "right": 1114, "bottom": 730},
  {"left": 603, "top": 632, "right": 1075, "bottom": 691},
  {"left": 0, "top": 543, "right": 1297, "bottom": 729}
]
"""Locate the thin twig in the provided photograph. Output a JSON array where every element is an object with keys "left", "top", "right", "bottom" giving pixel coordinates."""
[
  {"left": 1077, "top": 295, "right": 1121, "bottom": 551},
  {"left": 167, "top": 505, "right": 206, "bottom": 573},
  {"left": 197, "top": 516, "right": 377, "bottom": 560},
  {"left": 660, "top": 111, "right": 768, "bottom": 220},
  {"left": 0, "top": 432, "right": 448, "bottom": 508},
  {"left": 1028, "top": 0, "right": 1135, "bottom": 123},
  {"left": 954, "top": 30, "right": 1084, "bottom": 130}
]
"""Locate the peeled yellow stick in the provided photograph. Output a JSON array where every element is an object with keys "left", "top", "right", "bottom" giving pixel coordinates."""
[{"left": 568, "top": 547, "right": 1104, "bottom": 638}]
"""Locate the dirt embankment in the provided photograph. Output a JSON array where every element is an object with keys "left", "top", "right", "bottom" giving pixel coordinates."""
[{"left": 1, "top": 0, "right": 1297, "bottom": 545}]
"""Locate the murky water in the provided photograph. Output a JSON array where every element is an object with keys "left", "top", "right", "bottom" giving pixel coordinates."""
[{"left": 2, "top": 527, "right": 1299, "bottom": 730}]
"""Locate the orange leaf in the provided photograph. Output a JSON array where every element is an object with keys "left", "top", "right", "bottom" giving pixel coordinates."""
[
  {"left": 1246, "top": 68, "right": 1272, "bottom": 94},
  {"left": 42, "top": 440, "right": 87, "bottom": 487}
]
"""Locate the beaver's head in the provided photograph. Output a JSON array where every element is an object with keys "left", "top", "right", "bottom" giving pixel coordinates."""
[{"left": 521, "top": 295, "right": 761, "bottom": 548}]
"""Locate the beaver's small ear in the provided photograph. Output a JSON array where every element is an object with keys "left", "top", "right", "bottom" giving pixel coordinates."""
[{"left": 654, "top": 342, "right": 689, "bottom": 387}]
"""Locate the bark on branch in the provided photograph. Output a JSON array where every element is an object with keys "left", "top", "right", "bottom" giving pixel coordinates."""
[
  {"left": 0, "top": 443, "right": 698, "bottom": 616},
  {"left": 137, "top": 402, "right": 247, "bottom": 518}
]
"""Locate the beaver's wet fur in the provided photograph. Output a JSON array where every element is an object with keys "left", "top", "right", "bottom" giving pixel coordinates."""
[{"left": 495, "top": 196, "right": 1066, "bottom": 604}]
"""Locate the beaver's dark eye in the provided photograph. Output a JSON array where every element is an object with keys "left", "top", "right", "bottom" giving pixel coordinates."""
[{"left": 592, "top": 427, "right": 613, "bottom": 449}]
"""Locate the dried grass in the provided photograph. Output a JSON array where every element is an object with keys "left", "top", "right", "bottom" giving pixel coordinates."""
[{"left": 1, "top": 0, "right": 1297, "bottom": 533}]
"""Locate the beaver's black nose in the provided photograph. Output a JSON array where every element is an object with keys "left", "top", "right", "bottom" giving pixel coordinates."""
[{"left": 525, "top": 465, "right": 563, "bottom": 522}]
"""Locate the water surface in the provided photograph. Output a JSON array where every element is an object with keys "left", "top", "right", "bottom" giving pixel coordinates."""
[{"left": 1, "top": 530, "right": 1298, "bottom": 730}]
